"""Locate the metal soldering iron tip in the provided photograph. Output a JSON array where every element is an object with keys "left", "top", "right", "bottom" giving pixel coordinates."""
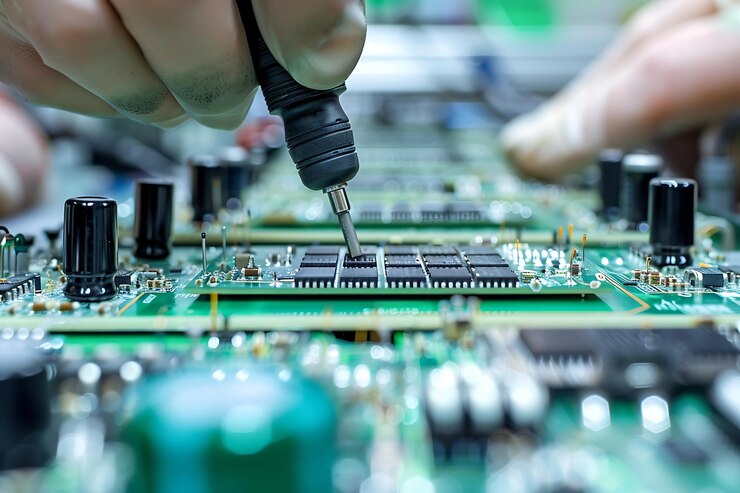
[
  {"left": 337, "top": 211, "right": 362, "bottom": 258},
  {"left": 325, "top": 184, "right": 362, "bottom": 258}
]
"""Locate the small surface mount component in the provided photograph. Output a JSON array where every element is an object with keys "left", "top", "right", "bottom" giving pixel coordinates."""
[{"left": 684, "top": 268, "right": 727, "bottom": 289}]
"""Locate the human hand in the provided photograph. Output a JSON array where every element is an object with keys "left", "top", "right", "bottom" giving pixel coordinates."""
[
  {"left": 500, "top": 0, "right": 740, "bottom": 182},
  {"left": 0, "top": 95, "right": 48, "bottom": 217},
  {"left": 0, "top": 0, "right": 366, "bottom": 129}
]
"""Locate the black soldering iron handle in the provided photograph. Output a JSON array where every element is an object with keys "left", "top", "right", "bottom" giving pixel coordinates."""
[{"left": 237, "top": 0, "right": 360, "bottom": 191}]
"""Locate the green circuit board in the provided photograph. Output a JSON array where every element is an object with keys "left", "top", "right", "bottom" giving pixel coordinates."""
[{"left": 1, "top": 123, "right": 739, "bottom": 493}]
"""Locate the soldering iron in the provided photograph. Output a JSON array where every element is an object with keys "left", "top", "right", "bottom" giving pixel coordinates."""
[{"left": 238, "top": 0, "right": 363, "bottom": 258}]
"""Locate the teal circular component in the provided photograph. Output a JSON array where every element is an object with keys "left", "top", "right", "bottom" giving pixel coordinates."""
[{"left": 120, "top": 367, "right": 336, "bottom": 493}]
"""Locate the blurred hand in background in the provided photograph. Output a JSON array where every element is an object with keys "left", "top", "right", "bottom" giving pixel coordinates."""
[
  {"left": 0, "top": 94, "right": 47, "bottom": 217},
  {"left": 501, "top": 0, "right": 740, "bottom": 182}
]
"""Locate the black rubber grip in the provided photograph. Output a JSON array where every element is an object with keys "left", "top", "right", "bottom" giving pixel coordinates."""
[{"left": 238, "top": 0, "right": 360, "bottom": 191}]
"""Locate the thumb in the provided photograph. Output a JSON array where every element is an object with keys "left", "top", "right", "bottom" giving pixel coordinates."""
[
  {"left": 253, "top": 0, "right": 367, "bottom": 90},
  {"left": 502, "top": 12, "right": 740, "bottom": 182}
]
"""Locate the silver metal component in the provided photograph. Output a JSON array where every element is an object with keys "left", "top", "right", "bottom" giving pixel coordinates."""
[
  {"left": 0, "top": 235, "right": 5, "bottom": 278},
  {"left": 221, "top": 226, "right": 228, "bottom": 268},
  {"left": 0, "top": 234, "right": 12, "bottom": 277},
  {"left": 623, "top": 153, "right": 663, "bottom": 173},
  {"left": 338, "top": 212, "right": 362, "bottom": 258},
  {"left": 201, "top": 232, "right": 208, "bottom": 274},
  {"left": 325, "top": 184, "right": 362, "bottom": 258},
  {"left": 325, "top": 184, "right": 350, "bottom": 214}
]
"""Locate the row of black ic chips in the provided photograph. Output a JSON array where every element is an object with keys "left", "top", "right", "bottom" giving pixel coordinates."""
[{"left": 294, "top": 245, "right": 519, "bottom": 289}]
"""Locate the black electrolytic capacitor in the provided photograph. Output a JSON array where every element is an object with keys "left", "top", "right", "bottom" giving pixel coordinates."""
[
  {"left": 598, "top": 149, "right": 623, "bottom": 219},
  {"left": 648, "top": 178, "right": 696, "bottom": 267},
  {"left": 620, "top": 153, "right": 662, "bottom": 228},
  {"left": 63, "top": 196, "right": 118, "bottom": 301},
  {"left": 0, "top": 343, "right": 53, "bottom": 471},
  {"left": 189, "top": 154, "right": 221, "bottom": 223},
  {"left": 133, "top": 179, "right": 174, "bottom": 260},
  {"left": 219, "top": 147, "right": 252, "bottom": 209}
]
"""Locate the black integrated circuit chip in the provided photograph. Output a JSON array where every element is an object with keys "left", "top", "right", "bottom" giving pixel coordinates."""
[
  {"left": 461, "top": 246, "right": 498, "bottom": 255},
  {"left": 473, "top": 267, "right": 518, "bottom": 287},
  {"left": 419, "top": 245, "right": 458, "bottom": 255},
  {"left": 420, "top": 203, "right": 445, "bottom": 223},
  {"left": 427, "top": 267, "right": 473, "bottom": 288},
  {"left": 423, "top": 255, "right": 463, "bottom": 267},
  {"left": 519, "top": 328, "right": 740, "bottom": 390},
  {"left": 384, "top": 255, "right": 420, "bottom": 267},
  {"left": 519, "top": 329, "right": 596, "bottom": 361},
  {"left": 344, "top": 254, "right": 377, "bottom": 268},
  {"left": 339, "top": 267, "right": 378, "bottom": 288},
  {"left": 384, "top": 245, "right": 417, "bottom": 255},
  {"left": 0, "top": 274, "right": 40, "bottom": 301},
  {"left": 446, "top": 202, "right": 483, "bottom": 222},
  {"left": 390, "top": 203, "right": 413, "bottom": 222},
  {"left": 385, "top": 267, "right": 427, "bottom": 288},
  {"left": 358, "top": 203, "right": 383, "bottom": 222},
  {"left": 294, "top": 267, "right": 337, "bottom": 288},
  {"left": 305, "top": 246, "right": 342, "bottom": 255},
  {"left": 466, "top": 255, "right": 509, "bottom": 268},
  {"left": 300, "top": 255, "right": 339, "bottom": 267}
]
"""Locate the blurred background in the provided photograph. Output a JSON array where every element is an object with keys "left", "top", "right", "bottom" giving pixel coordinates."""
[{"left": 3, "top": 0, "right": 650, "bottom": 233}]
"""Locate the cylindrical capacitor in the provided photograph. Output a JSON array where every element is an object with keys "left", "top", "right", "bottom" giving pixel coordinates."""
[
  {"left": 648, "top": 178, "right": 696, "bottom": 267},
  {"left": 189, "top": 154, "right": 221, "bottom": 223},
  {"left": 133, "top": 179, "right": 174, "bottom": 259},
  {"left": 0, "top": 343, "right": 53, "bottom": 470},
  {"left": 121, "top": 368, "right": 336, "bottom": 493},
  {"left": 620, "top": 153, "right": 662, "bottom": 228},
  {"left": 598, "top": 149, "right": 623, "bottom": 219},
  {"left": 218, "top": 147, "right": 252, "bottom": 209},
  {"left": 63, "top": 196, "right": 118, "bottom": 301}
]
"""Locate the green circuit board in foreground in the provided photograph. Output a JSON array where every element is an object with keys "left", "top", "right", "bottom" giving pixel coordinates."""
[
  {"left": 2, "top": 242, "right": 739, "bottom": 331},
  {"left": 2, "top": 329, "right": 738, "bottom": 493}
]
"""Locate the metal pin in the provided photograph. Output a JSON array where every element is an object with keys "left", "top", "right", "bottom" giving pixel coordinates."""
[
  {"left": 221, "top": 226, "right": 227, "bottom": 268},
  {"left": 558, "top": 226, "right": 563, "bottom": 250},
  {"left": 246, "top": 208, "right": 252, "bottom": 252},
  {"left": 201, "top": 232, "right": 208, "bottom": 274},
  {"left": 582, "top": 234, "right": 587, "bottom": 266},
  {"left": 0, "top": 235, "right": 6, "bottom": 277}
]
